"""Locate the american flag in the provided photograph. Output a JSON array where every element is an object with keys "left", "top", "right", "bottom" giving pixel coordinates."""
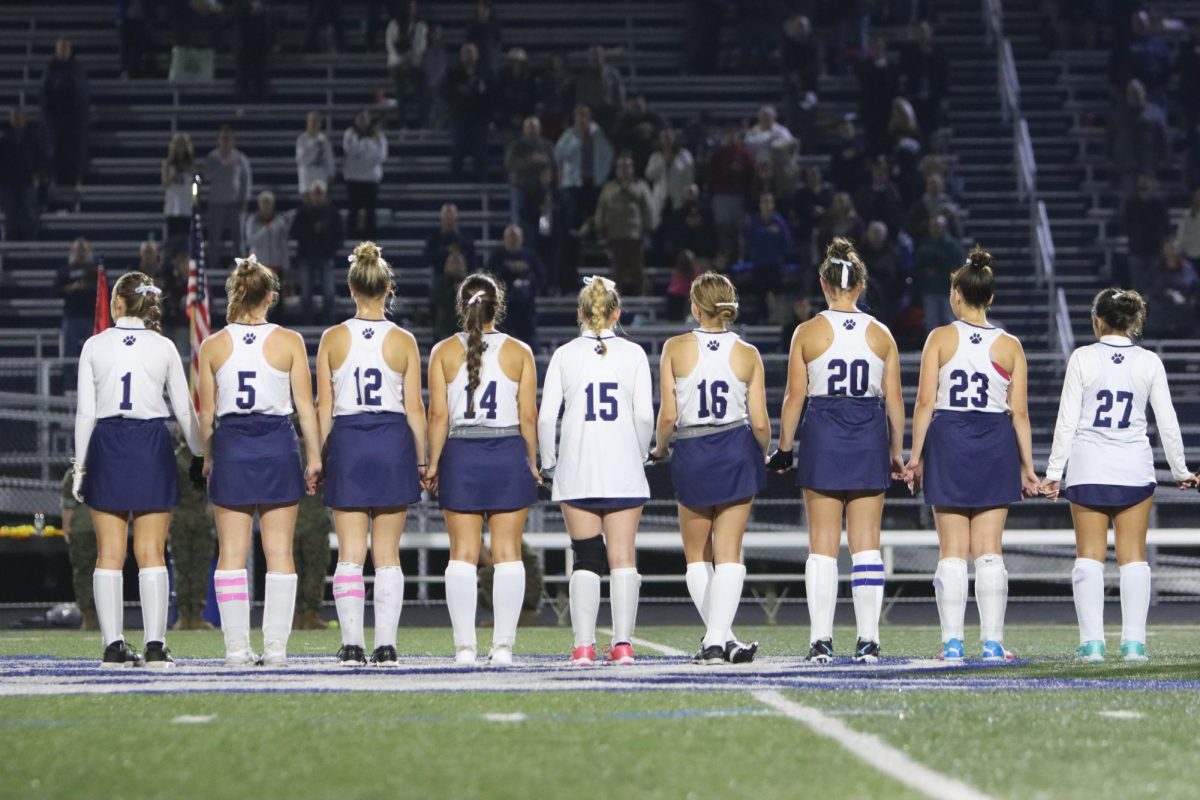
[{"left": 186, "top": 176, "right": 210, "bottom": 411}]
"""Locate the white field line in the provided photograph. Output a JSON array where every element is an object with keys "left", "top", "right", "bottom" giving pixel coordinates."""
[
  {"left": 752, "top": 690, "right": 996, "bottom": 800},
  {"left": 599, "top": 627, "right": 688, "bottom": 657}
]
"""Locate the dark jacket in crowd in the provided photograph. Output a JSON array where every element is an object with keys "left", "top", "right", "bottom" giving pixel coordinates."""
[
  {"left": 487, "top": 245, "right": 544, "bottom": 346},
  {"left": 56, "top": 257, "right": 97, "bottom": 319},
  {"left": 0, "top": 122, "right": 48, "bottom": 190},
  {"left": 1124, "top": 194, "right": 1170, "bottom": 257},
  {"left": 40, "top": 55, "right": 90, "bottom": 181},
  {"left": 442, "top": 64, "right": 494, "bottom": 124},
  {"left": 423, "top": 227, "right": 476, "bottom": 273},
  {"left": 290, "top": 198, "right": 344, "bottom": 260}
]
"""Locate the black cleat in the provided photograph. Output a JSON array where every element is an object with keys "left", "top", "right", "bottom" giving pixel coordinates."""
[
  {"left": 725, "top": 639, "right": 759, "bottom": 663},
  {"left": 369, "top": 645, "right": 399, "bottom": 667},
  {"left": 853, "top": 638, "right": 880, "bottom": 663},
  {"left": 143, "top": 641, "right": 175, "bottom": 670},
  {"left": 805, "top": 638, "right": 834, "bottom": 664},
  {"left": 336, "top": 645, "right": 367, "bottom": 667},
  {"left": 101, "top": 640, "right": 144, "bottom": 669},
  {"left": 694, "top": 644, "right": 726, "bottom": 665}
]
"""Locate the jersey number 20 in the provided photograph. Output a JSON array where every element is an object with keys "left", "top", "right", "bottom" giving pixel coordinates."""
[
  {"left": 948, "top": 369, "right": 989, "bottom": 409},
  {"left": 827, "top": 359, "right": 869, "bottom": 396}
]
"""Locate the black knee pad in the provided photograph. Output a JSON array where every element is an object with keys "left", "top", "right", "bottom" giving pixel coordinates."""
[{"left": 570, "top": 534, "right": 607, "bottom": 576}]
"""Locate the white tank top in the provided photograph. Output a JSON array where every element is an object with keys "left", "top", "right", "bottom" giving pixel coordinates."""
[
  {"left": 214, "top": 323, "right": 295, "bottom": 416},
  {"left": 933, "top": 321, "right": 1012, "bottom": 413},
  {"left": 447, "top": 332, "right": 520, "bottom": 428},
  {"left": 331, "top": 318, "right": 406, "bottom": 417},
  {"left": 675, "top": 330, "right": 749, "bottom": 427},
  {"left": 806, "top": 310, "right": 884, "bottom": 398}
]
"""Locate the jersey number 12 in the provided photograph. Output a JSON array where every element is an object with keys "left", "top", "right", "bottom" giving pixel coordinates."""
[{"left": 353, "top": 367, "right": 382, "bottom": 407}]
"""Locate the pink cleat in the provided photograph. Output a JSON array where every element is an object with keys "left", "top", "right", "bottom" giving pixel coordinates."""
[
  {"left": 570, "top": 645, "right": 597, "bottom": 666},
  {"left": 607, "top": 642, "right": 635, "bottom": 666}
]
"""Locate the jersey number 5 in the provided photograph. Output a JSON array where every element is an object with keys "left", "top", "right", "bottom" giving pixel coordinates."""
[
  {"left": 948, "top": 369, "right": 989, "bottom": 409},
  {"left": 235, "top": 371, "right": 257, "bottom": 410},
  {"left": 1093, "top": 389, "right": 1133, "bottom": 429},
  {"left": 585, "top": 382, "right": 619, "bottom": 421}
]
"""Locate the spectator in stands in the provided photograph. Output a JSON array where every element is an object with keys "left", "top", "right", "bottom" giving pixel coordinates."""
[
  {"left": 682, "top": 0, "right": 723, "bottom": 75},
  {"left": 591, "top": 155, "right": 653, "bottom": 295},
  {"left": 203, "top": 123, "right": 253, "bottom": 266},
  {"left": 669, "top": 184, "right": 716, "bottom": 270},
  {"left": 666, "top": 249, "right": 702, "bottom": 320},
  {"left": 295, "top": 111, "right": 335, "bottom": 197},
  {"left": 442, "top": 42, "right": 494, "bottom": 182},
  {"left": 645, "top": 128, "right": 695, "bottom": 259},
  {"left": 613, "top": 94, "right": 665, "bottom": 176},
  {"left": 423, "top": 202, "right": 476, "bottom": 276},
  {"left": 858, "top": 34, "right": 898, "bottom": 149},
  {"left": 740, "top": 191, "right": 794, "bottom": 322},
  {"left": 901, "top": 22, "right": 947, "bottom": 135},
  {"left": 535, "top": 52, "right": 575, "bottom": 139},
  {"left": 782, "top": 67, "right": 819, "bottom": 144},
  {"left": 40, "top": 38, "right": 90, "bottom": 209},
  {"left": 829, "top": 115, "right": 869, "bottom": 197},
  {"left": 466, "top": 0, "right": 503, "bottom": 76},
  {"left": 1178, "top": 20, "right": 1200, "bottom": 133},
  {"left": 422, "top": 24, "right": 450, "bottom": 126},
  {"left": 487, "top": 224, "right": 544, "bottom": 347},
  {"left": 854, "top": 156, "right": 903, "bottom": 236},
  {"left": 496, "top": 48, "right": 537, "bottom": 133},
  {"left": 788, "top": 164, "right": 832, "bottom": 266},
  {"left": 117, "top": 0, "right": 153, "bottom": 79},
  {"left": 1124, "top": 173, "right": 1170, "bottom": 293},
  {"left": 1050, "top": 0, "right": 1101, "bottom": 50},
  {"left": 303, "top": 0, "right": 346, "bottom": 54},
  {"left": 707, "top": 122, "right": 756, "bottom": 259},
  {"left": 781, "top": 15, "right": 820, "bottom": 91},
  {"left": 1175, "top": 188, "right": 1200, "bottom": 265},
  {"left": 914, "top": 213, "right": 963, "bottom": 331},
  {"left": 342, "top": 109, "right": 386, "bottom": 240},
  {"left": 161, "top": 133, "right": 195, "bottom": 256},
  {"left": 290, "top": 180, "right": 343, "bottom": 324},
  {"left": 573, "top": 45, "right": 624, "bottom": 133},
  {"left": 234, "top": 0, "right": 274, "bottom": 103},
  {"left": 1106, "top": 79, "right": 1166, "bottom": 197},
  {"left": 906, "top": 171, "right": 962, "bottom": 239},
  {"left": 744, "top": 105, "right": 793, "bottom": 166},
  {"left": 244, "top": 190, "right": 291, "bottom": 274},
  {"left": 505, "top": 116, "right": 554, "bottom": 242},
  {"left": 1108, "top": 10, "right": 1171, "bottom": 103},
  {"left": 1145, "top": 241, "right": 1199, "bottom": 338},
  {"left": 554, "top": 104, "right": 614, "bottom": 288},
  {"left": 430, "top": 250, "right": 467, "bottom": 340},
  {"left": 859, "top": 220, "right": 901, "bottom": 322},
  {"left": 885, "top": 97, "right": 924, "bottom": 202},
  {"left": 57, "top": 237, "right": 96, "bottom": 358},
  {"left": 386, "top": 1, "right": 429, "bottom": 128},
  {"left": 815, "top": 192, "right": 864, "bottom": 257}
]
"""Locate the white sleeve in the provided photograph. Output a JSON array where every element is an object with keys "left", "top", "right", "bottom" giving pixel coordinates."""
[
  {"left": 376, "top": 132, "right": 388, "bottom": 164},
  {"left": 1045, "top": 350, "right": 1084, "bottom": 481},
  {"left": 295, "top": 135, "right": 309, "bottom": 165},
  {"left": 164, "top": 339, "right": 202, "bottom": 456},
  {"left": 537, "top": 351, "right": 564, "bottom": 470},
  {"left": 73, "top": 339, "right": 97, "bottom": 470},
  {"left": 411, "top": 21, "right": 428, "bottom": 64},
  {"left": 632, "top": 350, "right": 654, "bottom": 455},
  {"left": 1146, "top": 355, "right": 1191, "bottom": 481},
  {"left": 323, "top": 137, "right": 336, "bottom": 172}
]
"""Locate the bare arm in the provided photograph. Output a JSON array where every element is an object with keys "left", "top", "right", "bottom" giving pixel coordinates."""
[
  {"left": 401, "top": 332, "right": 428, "bottom": 469},
  {"left": 905, "top": 330, "right": 943, "bottom": 487},
  {"left": 288, "top": 332, "right": 322, "bottom": 493},
  {"left": 517, "top": 345, "right": 541, "bottom": 483},
  {"left": 197, "top": 338, "right": 218, "bottom": 476},
  {"left": 777, "top": 326, "right": 808, "bottom": 451},
  {"left": 651, "top": 341, "right": 677, "bottom": 458},
  {"left": 881, "top": 336, "right": 905, "bottom": 475},
  {"left": 1005, "top": 338, "right": 1040, "bottom": 495},
  {"left": 424, "top": 343, "right": 450, "bottom": 490},
  {"left": 314, "top": 330, "right": 335, "bottom": 449},
  {"left": 745, "top": 345, "right": 771, "bottom": 454}
]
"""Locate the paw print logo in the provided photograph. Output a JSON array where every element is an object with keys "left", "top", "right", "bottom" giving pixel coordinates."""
[
  {"left": 594, "top": 344, "right": 604, "bottom": 355},
  {"left": 362, "top": 328, "right": 375, "bottom": 340},
  {"left": 122, "top": 335, "right": 136, "bottom": 347},
  {"left": 706, "top": 339, "right": 721, "bottom": 351},
  {"left": 482, "top": 341, "right": 490, "bottom": 353},
  {"left": 842, "top": 319, "right": 856, "bottom": 330},
  {"left": 970, "top": 333, "right": 983, "bottom": 344},
  {"left": 242, "top": 333, "right": 256, "bottom": 345},
  {"left": 1111, "top": 353, "right": 1125, "bottom": 364}
]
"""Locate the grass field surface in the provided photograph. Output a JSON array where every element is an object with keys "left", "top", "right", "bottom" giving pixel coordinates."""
[{"left": 2, "top": 624, "right": 1199, "bottom": 800}]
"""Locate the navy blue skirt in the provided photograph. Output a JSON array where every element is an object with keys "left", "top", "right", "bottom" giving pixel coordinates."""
[
  {"left": 562, "top": 497, "right": 648, "bottom": 512},
  {"left": 438, "top": 435, "right": 538, "bottom": 513},
  {"left": 83, "top": 417, "right": 179, "bottom": 512},
  {"left": 924, "top": 411, "right": 1021, "bottom": 508},
  {"left": 324, "top": 412, "right": 422, "bottom": 510},
  {"left": 796, "top": 397, "right": 890, "bottom": 492},
  {"left": 1065, "top": 482, "right": 1155, "bottom": 512},
  {"left": 209, "top": 413, "right": 305, "bottom": 507},
  {"left": 671, "top": 424, "right": 766, "bottom": 507}
]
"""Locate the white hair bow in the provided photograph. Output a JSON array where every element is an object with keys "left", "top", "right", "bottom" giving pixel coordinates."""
[
  {"left": 234, "top": 254, "right": 259, "bottom": 269},
  {"left": 715, "top": 301, "right": 739, "bottom": 309},
  {"left": 1111, "top": 291, "right": 1124, "bottom": 299},
  {"left": 583, "top": 275, "right": 616, "bottom": 292},
  {"left": 830, "top": 257, "right": 853, "bottom": 289},
  {"left": 134, "top": 284, "right": 163, "bottom": 296},
  {"left": 467, "top": 291, "right": 486, "bottom": 306}
]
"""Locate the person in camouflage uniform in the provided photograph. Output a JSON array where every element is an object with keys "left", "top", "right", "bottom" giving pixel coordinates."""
[
  {"left": 479, "top": 541, "right": 545, "bottom": 626},
  {"left": 293, "top": 486, "right": 331, "bottom": 629},
  {"left": 61, "top": 467, "right": 98, "bottom": 631},
  {"left": 171, "top": 445, "right": 216, "bottom": 630}
]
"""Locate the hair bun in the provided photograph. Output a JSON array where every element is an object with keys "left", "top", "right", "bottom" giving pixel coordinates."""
[
  {"left": 352, "top": 241, "right": 381, "bottom": 266},
  {"left": 966, "top": 244, "right": 992, "bottom": 271}
]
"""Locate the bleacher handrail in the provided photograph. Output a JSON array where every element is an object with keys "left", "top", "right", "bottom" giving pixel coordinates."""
[
  {"left": 1015, "top": 117, "right": 1036, "bottom": 201},
  {"left": 1055, "top": 286, "right": 1076, "bottom": 355}
]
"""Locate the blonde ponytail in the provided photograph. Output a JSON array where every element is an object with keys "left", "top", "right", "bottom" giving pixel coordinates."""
[{"left": 578, "top": 276, "right": 621, "bottom": 355}]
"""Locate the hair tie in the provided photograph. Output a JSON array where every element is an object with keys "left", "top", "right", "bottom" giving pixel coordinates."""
[
  {"left": 1111, "top": 290, "right": 1124, "bottom": 300},
  {"left": 347, "top": 253, "right": 356, "bottom": 264},
  {"left": 134, "top": 284, "right": 163, "bottom": 296},
  {"left": 234, "top": 254, "right": 259, "bottom": 269},
  {"left": 715, "top": 301, "right": 739, "bottom": 309},
  {"left": 466, "top": 290, "right": 486, "bottom": 306},
  {"left": 582, "top": 275, "right": 616, "bottom": 292}
]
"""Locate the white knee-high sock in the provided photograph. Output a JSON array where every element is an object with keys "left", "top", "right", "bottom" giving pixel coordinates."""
[
  {"left": 1120, "top": 561, "right": 1151, "bottom": 645},
  {"left": 974, "top": 554, "right": 1008, "bottom": 644},
  {"left": 262, "top": 572, "right": 298, "bottom": 652},
  {"left": 850, "top": 549, "right": 884, "bottom": 644},
  {"left": 684, "top": 561, "right": 713, "bottom": 625},
  {"left": 491, "top": 560, "right": 525, "bottom": 648},
  {"left": 138, "top": 566, "right": 169, "bottom": 645},
  {"left": 934, "top": 558, "right": 968, "bottom": 643},
  {"left": 372, "top": 566, "right": 405, "bottom": 650},
  {"left": 332, "top": 562, "right": 365, "bottom": 647},
  {"left": 609, "top": 567, "right": 641, "bottom": 646},
  {"left": 93, "top": 568, "right": 124, "bottom": 646},
  {"left": 214, "top": 568, "right": 250, "bottom": 654},
  {"left": 704, "top": 563, "right": 746, "bottom": 649},
  {"left": 569, "top": 569, "right": 601, "bottom": 647},
  {"left": 805, "top": 554, "right": 838, "bottom": 643},
  {"left": 1072, "top": 557, "right": 1106, "bottom": 645},
  {"left": 444, "top": 560, "right": 478, "bottom": 649}
]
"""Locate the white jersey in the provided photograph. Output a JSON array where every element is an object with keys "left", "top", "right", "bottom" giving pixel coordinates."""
[
  {"left": 1046, "top": 336, "right": 1190, "bottom": 487},
  {"left": 933, "top": 321, "right": 1013, "bottom": 413},
  {"left": 331, "top": 318, "right": 406, "bottom": 417},
  {"left": 675, "top": 330, "right": 749, "bottom": 427},
  {"left": 538, "top": 331, "right": 653, "bottom": 501},
  {"left": 74, "top": 317, "right": 201, "bottom": 467},
  {"left": 447, "top": 332, "right": 520, "bottom": 428},
  {"left": 214, "top": 323, "right": 295, "bottom": 417},
  {"left": 806, "top": 310, "right": 885, "bottom": 398}
]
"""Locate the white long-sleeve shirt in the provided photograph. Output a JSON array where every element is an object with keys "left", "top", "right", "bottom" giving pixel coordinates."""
[
  {"left": 385, "top": 18, "right": 428, "bottom": 68},
  {"left": 74, "top": 317, "right": 201, "bottom": 468},
  {"left": 1045, "top": 335, "right": 1189, "bottom": 486},
  {"left": 295, "top": 132, "right": 336, "bottom": 195},
  {"left": 342, "top": 128, "right": 387, "bottom": 184},
  {"left": 538, "top": 331, "right": 653, "bottom": 501}
]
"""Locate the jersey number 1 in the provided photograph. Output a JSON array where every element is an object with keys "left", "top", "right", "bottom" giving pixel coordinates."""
[{"left": 119, "top": 372, "right": 133, "bottom": 410}]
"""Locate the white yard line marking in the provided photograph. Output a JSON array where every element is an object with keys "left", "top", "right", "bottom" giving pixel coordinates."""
[
  {"left": 171, "top": 715, "right": 216, "bottom": 724},
  {"left": 599, "top": 628, "right": 688, "bottom": 657},
  {"left": 481, "top": 712, "right": 527, "bottom": 722},
  {"left": 1097, "top": 710, "right": 1144, "bottom": 720},
  {"left": 752, "top": 690, "right": 997, "bottom": 800}
]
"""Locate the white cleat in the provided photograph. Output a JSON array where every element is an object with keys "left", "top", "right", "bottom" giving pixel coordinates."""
[
  {"left": 488, "top": 645, "right": 514, "bottom": 668},
  {"left": 258, "top": 642, "right": 288, "bottom": 667},
  {"left": 454, "top": 645, "right": 478, "bottom": 666},
  {"left": 224, "top": 650, "right": 259, "bottom": 668}
]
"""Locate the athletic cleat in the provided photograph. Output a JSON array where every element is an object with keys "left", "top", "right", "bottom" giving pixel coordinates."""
[
  {"left": 336, "top": 645, "right": 367, "bottom": 667},
  {"left": 143, "top": 641, "right": 174, "bottom": 670},
  {"left": 224, "top": 649, "right": 258, "bottom": 668},
  {"left": 1075, "top": 640, "right": 1106, "bottom": 663},
  {"left": 1120, "top": 640, "right": 1148, "bottom": 663},
  {"left": 982, "top": 640, "right": 1015, "bottom": 661},
  {"left": 940, "top": 638, "right": 965, "bottom": 661},
  {"left": 100, "top": 640, "right": 143, "bottom": 669},
  {"left": 369, "top": 645, "right": 399, "bottom": 667},
  {"left": 570, "top": 645, "right": 597, "bottom": 666},
  {"left": 853, "top": 638, "right": 881, "bottom": 663},
  {"left": 725, "top": 639, "right": 759, "bottom": 664},
  {"left": 695, "top": 644, "right": 726, "bottom": 665},
  {"left": 488, "top": 645, "right": 514, "bottom": 667},
  {"left": 805, "top": 638, "right": 834, "bottom": 664},
  {"left": 454, "top": 645, "right": 478, "bottom": 666},
  {"left": 258, "top": 643, "right": 288, "bottom": 668},
  {"left": 608, "top": 642, "right": 635, "bottom": 665}
]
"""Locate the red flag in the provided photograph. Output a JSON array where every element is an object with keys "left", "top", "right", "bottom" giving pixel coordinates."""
[{"left": 93, "top": 263, "right": 111, "bottom": 334}]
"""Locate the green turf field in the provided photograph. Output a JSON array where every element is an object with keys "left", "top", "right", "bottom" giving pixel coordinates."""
[{"left": 2, "top": 624, "right": 1198, "bottom": 800}]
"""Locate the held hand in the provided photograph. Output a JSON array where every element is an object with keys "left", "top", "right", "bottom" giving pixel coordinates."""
[
  {"left": 421, "top": 464, "right": 439, "bottom": 494},
  {"left": 890, "top": 454, "right": 906, "bottom": 482},
  {"left": 765, "top": 448, "right": 794, "bottom": 473},
  {"left": 539, "top": 465, "right": 556, "bottom": 486},
  {"left": 189, "top": 456, "right": 206, "bottom": 490},
  {"left": 1178, "top": 475, "right": 1199, "bottom": 490},
  {"left": 70, "top": 462, "right": 86, "bottom": 504},
  {"left": 647, "top": 447, "right": 670, "bottom": 465},
  {"left": 1039, "top": 479, "right": 1060, "bottom": 501},
  {"left": 1021, "top": 467, "right": 1041, "bottom": 498},
  {"left": 902, "top": 458, "right": 922, "bottom": 495},
  {"left": 304, "top": 461, "right": 322, "bottom": 496},
  {"left": 530, "top": 464, "right": 544, "bottom": 487}
]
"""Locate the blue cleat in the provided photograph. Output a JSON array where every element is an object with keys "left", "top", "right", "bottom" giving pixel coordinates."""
[
  {"left": 1075, "top": 640, "right": 1106, "bottom": 662},
  {"left": 1120, "top": 640, "right": 1148, "bottom": 663},
  {"left": 981, "top": 640, "right": 1014, "bottom": 661},
  {"left": 941, "top": 638, "right": 965, "bottom": 661}
]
